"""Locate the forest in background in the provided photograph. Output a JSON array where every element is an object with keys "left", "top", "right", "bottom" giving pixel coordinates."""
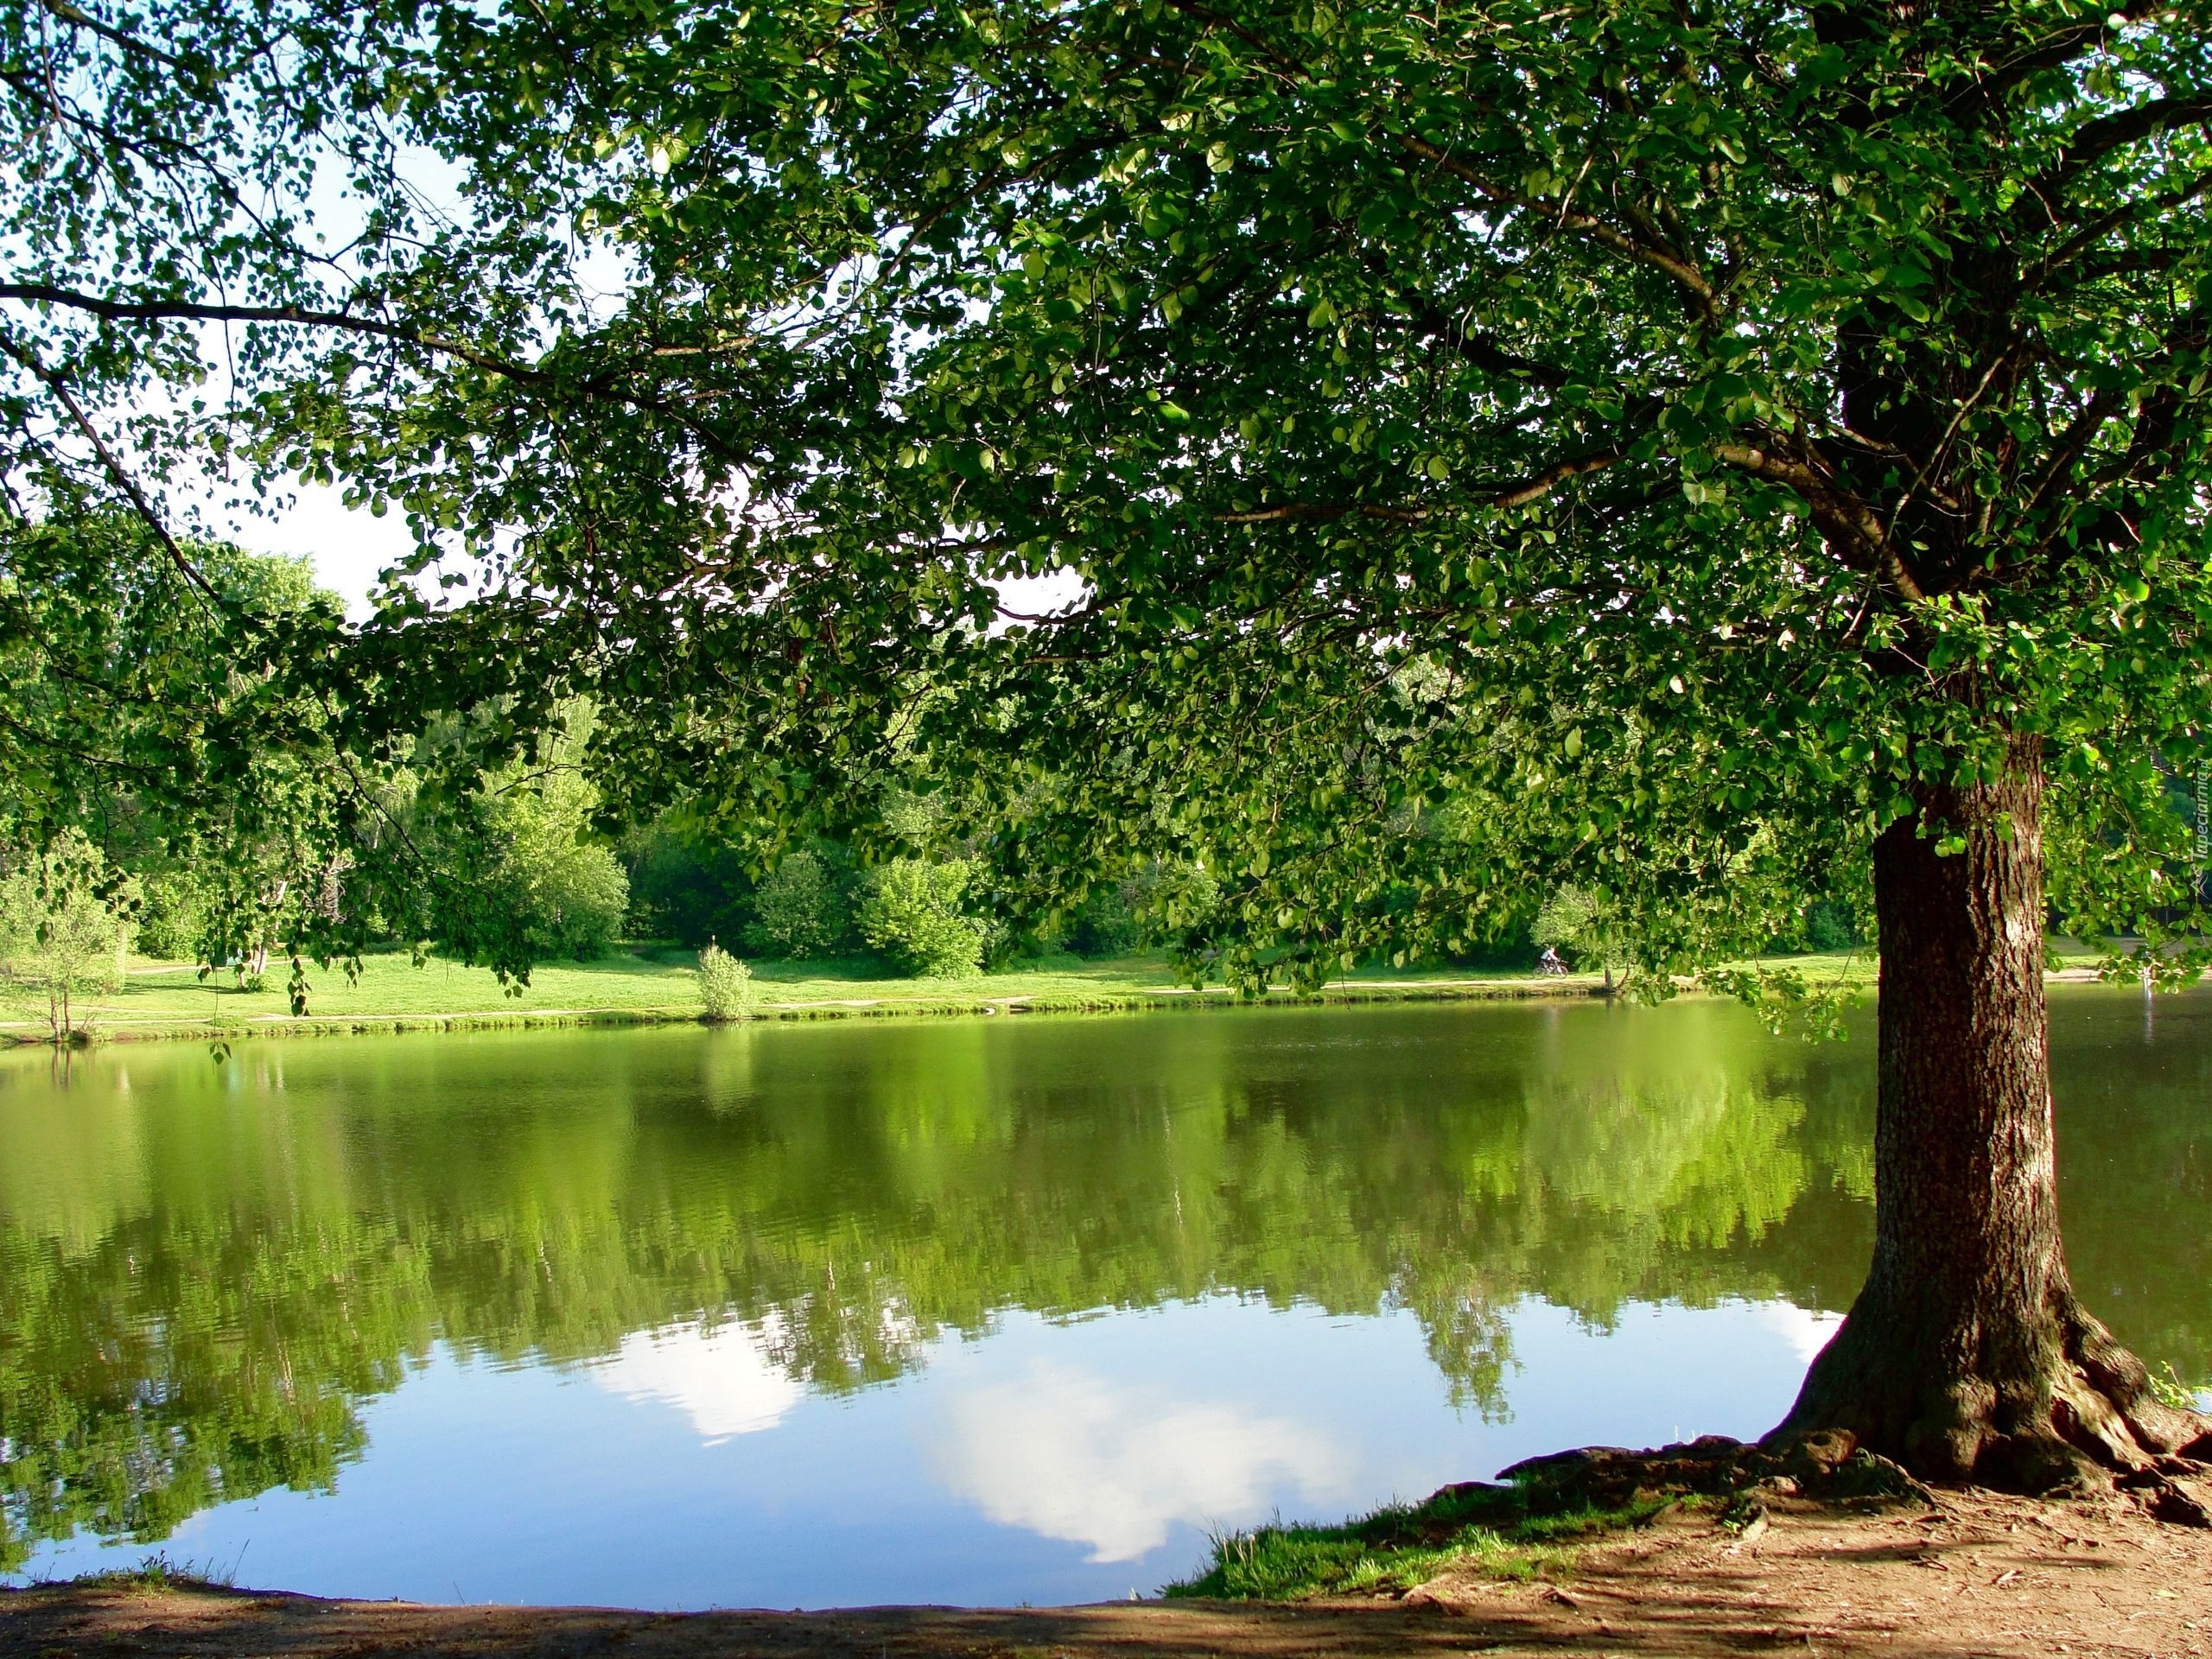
[{"left": 2, "top": 532, "right": 1867, "bottom": 1029}]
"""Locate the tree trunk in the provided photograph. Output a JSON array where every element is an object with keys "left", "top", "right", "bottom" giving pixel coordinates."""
[{"left": 1778, "top": 730, "right": 2209, "bottom": 1490}]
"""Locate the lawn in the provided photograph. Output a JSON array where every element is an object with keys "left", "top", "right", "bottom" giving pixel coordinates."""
[
  {"left": 3, "top": 946, "right": 1572, "bottom": 1041},
  {"left": 1, "top": 938, "right": 2108, "bottom": 1045}
]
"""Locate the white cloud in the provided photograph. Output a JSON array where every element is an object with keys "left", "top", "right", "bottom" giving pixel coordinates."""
[
  {"left": 1750, "top": 1301, "right": 1845, "bottom": 1365},
  {"left": 927, "top": 1360, "right": 1351, "bottom": 1563},
  {"left": 226, "top": 483, "right": 423, "bottom": 620},
  {"left": 588, "top": 1319, "right": 801, "bottom": 1443}
]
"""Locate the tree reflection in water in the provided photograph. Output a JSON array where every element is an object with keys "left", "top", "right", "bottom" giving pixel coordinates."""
[{"left": 2, "top": 991, "right": 2205, "bottom": 1572}]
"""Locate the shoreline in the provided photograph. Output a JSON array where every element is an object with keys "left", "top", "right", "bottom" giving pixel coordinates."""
[
  {"left": 0, "top": 970, "right": 1617, "bottom": 1047},
  {"left": 4, "top": 1484, "right": 2202, "bottom": 1658},
  {"left": 0, "top": 960, "right": 2130, "bottom": 1050}
]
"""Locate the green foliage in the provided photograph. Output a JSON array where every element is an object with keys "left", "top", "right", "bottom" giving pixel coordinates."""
[
  {"left": 1534, "top": 887, "right": 1618, "bottom": 976},
  {"left": 623, "top": 823, "right": 752, "bottom": 947},
  {"left": 1166, "top": 1482, "right": 1664, "bottom": 1600},
  {"left": 1059, "top": 861, "right": 1227, "bottom": 960},
  {"left": 695, "top": 943, "right": 756, "bottom": 1020},
  {"left": 2146, "top": 1362, "right": 2208, "bottom": 1414},
  {"left": 132, "top": 872, "right": 213, "bottom": 962},
  {"left": 1066, "top": 883, "right": 1141, "bottom": 958},
  {"left": 5, "top": 2, "right": 2212, "bottom": 1006},
  {"left": 420, "top": 709, "right": 634, "bottom": 971},
  {"left": 744, "top": 849, "right": 853, "bottom": 959},
  {"left": 855, "top": 858, "right": 985, "bottom": 978},
  {"left": 0, "top": 831, "right": 135, "bottom": 1040},
  {"left": 0, "top": 523, "right": 379, "bottom": 1007},
  {"left": 1803, "top": 901, "right": 1864, "bottom": 956},
  {"left": 472, "top": 772, "right": 631, "bottom": 961}
]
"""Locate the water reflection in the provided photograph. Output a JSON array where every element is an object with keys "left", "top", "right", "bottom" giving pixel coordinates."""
[
  {"left": 0, "top": 991, "right": 2206, "bottom": 1602},
  {"left": 928, "top": 1360, "right": 1352, "bottom": 1562},
  {"left": 589, "top": 1321, "right": 803, "bottom": 1442}
]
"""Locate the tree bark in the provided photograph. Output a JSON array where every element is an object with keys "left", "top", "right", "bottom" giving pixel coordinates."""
[{"left": 1778, "top": 730, "right": 2209, "bottom": 1490}]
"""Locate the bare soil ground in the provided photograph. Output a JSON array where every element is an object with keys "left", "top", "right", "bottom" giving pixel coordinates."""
[{"left": 5, "top": 1489, "right": 2207, "bottom": 1659}]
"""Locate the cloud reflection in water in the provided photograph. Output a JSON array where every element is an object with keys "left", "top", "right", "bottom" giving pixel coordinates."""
[
  {"left": 588, "top": 1320, "right": 802, "bottom": 1443},
  {"left": 927, "top": 1357, "right": 1352, "bottom": 1561}
]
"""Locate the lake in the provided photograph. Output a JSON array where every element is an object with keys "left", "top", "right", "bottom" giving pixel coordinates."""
[{"left": 3, "top": 989, "right": 2207, "bottom": 1608}]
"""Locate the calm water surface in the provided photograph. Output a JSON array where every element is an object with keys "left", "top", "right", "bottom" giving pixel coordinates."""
[{"left": 3, "top": 990, "right": 2208, "bottom": 1607}]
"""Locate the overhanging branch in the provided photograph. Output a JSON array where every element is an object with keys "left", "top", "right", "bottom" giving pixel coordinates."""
[
  {"left": 0, "top": 328, "right": 222, "bottom": 607},
  {"left": 0, "top": 283, "right": 553, "bottom": 384},
  {"left": 1216, "top": 447, "right": 1624, "bottom": 527},
  {"left": 1710, "top": 439, "right": 1924, "bottom": 601},
  {"left": 1398, "top": 136, "right": 1719, "bottom": 321}
]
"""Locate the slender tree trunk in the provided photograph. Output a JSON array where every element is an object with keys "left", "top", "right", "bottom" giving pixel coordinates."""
[{"left": 1780, "top": 730, "right": 2209, "bottom": 1489}]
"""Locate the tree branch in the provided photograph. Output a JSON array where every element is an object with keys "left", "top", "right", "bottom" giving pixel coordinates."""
[
  {"left": 2034, "top": 93, "right": 2212, "bottom": 197},
  {"left": 0, "top": 283, "right": 554, "bottom": 384},
  {"left": 1406, "top": 306, "right": 1575, "bottom": 387},
  {"left": 1942, "top": 2, "right": 2170, "bottom": 124},
  {"left": 0, "top": 281, "right": 790, "bottom": 477},
  {"left": 0, "top": 329, "right": 221, "bottom": 606},
  {"left": 1398, "top": 136, "right": 1719, "bottom": 321},
  {"left": 1487, "top": 448, "right": 1624, "bottom": 509},
  {"left": 38, "top": 0, "right": 189, "bottom": 72},
  {"left": 1215, "top": 448, "right": 1623, "bottom": 527},
  {"left": 1710, "top": 439, "right": 1924, "bottom": 601},
  {"left": 1215, "top": 502, "right": 1433, "bottom": 525}
]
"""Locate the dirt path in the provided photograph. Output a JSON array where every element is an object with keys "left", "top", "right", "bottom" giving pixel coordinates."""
[{"left": 6, "top": 1491, "right": 2207, "bottom": 1658}]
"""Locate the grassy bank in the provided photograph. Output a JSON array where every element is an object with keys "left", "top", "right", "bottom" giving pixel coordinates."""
[
  {"left": 0, "top": 945, "right": 1621, "bottom": 1044},
  {"left": 1165, "top": 1481, "right": 1671, "bottom": 1599},
  {"left": 7, "top": 941, "right": 2111, "bottom": 1046}
]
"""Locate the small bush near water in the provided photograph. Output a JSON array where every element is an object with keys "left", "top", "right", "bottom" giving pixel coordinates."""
[
  {"left": 1166, "top": 1481, "right": 1665, "bottom": 1600},
  {"left": 696, "top": 944, "right": 756, "bottom": 1020}
]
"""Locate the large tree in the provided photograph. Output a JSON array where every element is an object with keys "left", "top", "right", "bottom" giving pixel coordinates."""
[{"left": 6, "top": 0, "right": 2212, "bottom": 1490}]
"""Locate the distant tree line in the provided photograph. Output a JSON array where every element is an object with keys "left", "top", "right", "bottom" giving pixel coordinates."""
[{"left": 0, "top": 524, "right": 1872, "bottom": 1017}]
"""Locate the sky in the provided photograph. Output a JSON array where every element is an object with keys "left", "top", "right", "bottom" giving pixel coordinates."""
[
  {"left": 218, "top": 480, "right": 1088, "bottom": 623},
  {"left": 227, "top": 481, "right": 420, "bottom": 620},
  {"left": 156, "top": 134, "right": 1094, "bottom": 622}
]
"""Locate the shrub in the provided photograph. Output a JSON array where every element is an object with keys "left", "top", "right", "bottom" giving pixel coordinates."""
[
  {"left": 855, "top": 858, "right": 984, "bottom": 977},
  {"left": 696, "top": 944, "right": 756, "bottom": 1020},
  {"left": 481, "top": 772, "right": 631, "bottom": 959},
  {"left": 1805, "top": 899, "right": 1862, "bottom": 952},
  {"left": 0, "top": 831, "right": 136, "bottom": 1040},
  {"left": 744, "top": 849, "right": 851, "bottom": 958},
  {"left": 1067, "top": 883, "right": 1141, "bottom": 957},
  {"left": 136, "top": 870, "right": 212, "bottom": 960}
]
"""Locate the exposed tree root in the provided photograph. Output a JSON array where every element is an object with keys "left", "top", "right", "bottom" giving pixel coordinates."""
[
  {"left": 1501, "top": 1414, "right": 2212, "bottom": 1532},
  {"left": 1772, "top": 1286, "right": 2212, "bottom": 1522},
  {"left": 1499, "top": 1428, "right": 1934, "bottom": 1516}
]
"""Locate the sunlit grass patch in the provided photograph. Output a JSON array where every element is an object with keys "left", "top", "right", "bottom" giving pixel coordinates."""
[
  {"left": 1163, "top": 1481, "right": 1671, "bottom": 1601},
  {"left": 36, "top": 1551, "right": 236, "bottom": 1593}
]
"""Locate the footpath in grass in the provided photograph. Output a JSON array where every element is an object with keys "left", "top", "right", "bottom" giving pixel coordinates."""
[{"left": 1, "top": 946, "right": 1605, "bottom": 1043}]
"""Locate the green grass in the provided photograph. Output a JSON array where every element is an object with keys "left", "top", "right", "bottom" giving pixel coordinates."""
[
  {"left": 1, "top": 938, "right": 2114, "bottom": 1046},
  {"left": 1164, "top": 1482, "right": 1672, "bottom": 1600},
  {"left": 0, "top": 945, "right": 1573, "bottom": 1042},
  {"left": 31, "top": 1551, "right": 237, "bottom": 1594}
]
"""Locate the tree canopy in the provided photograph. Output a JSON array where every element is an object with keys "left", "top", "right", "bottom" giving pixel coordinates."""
[{"left": 0, "top": 0, "right": 2202, "bottom": 983}]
